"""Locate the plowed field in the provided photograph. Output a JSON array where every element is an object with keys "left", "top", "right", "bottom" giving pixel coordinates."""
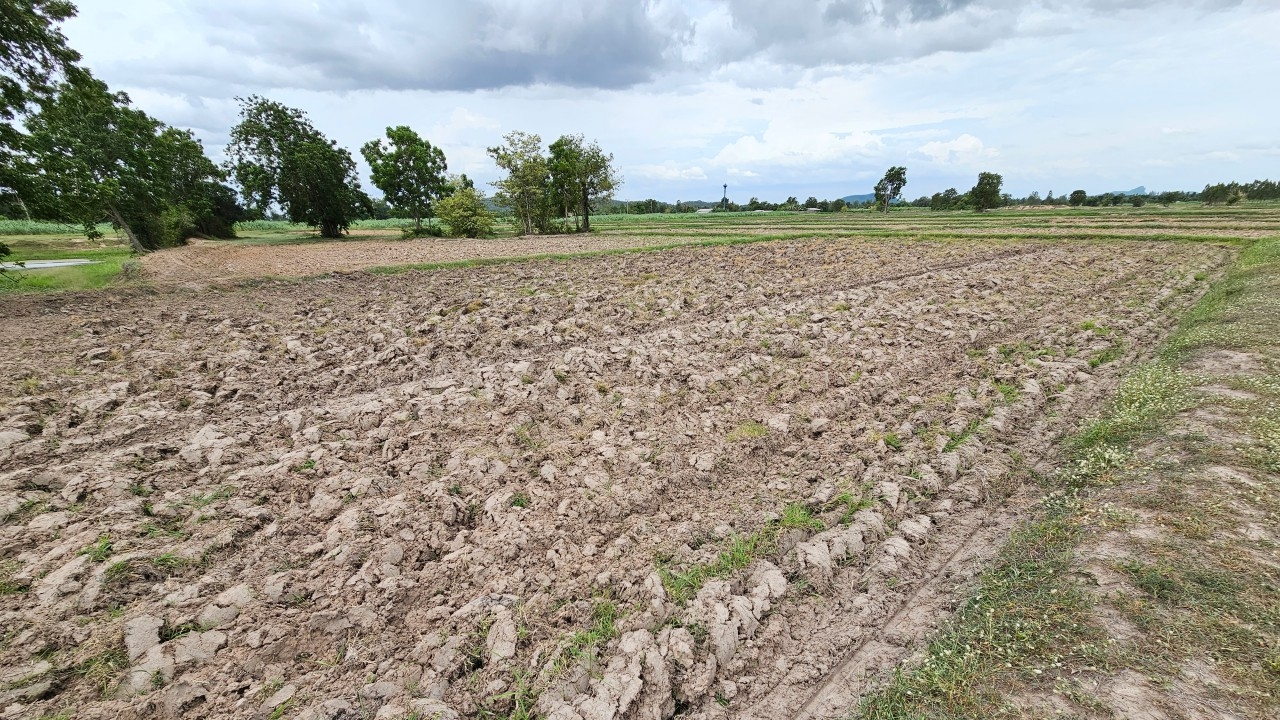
[{"left": 0, "top": 220, "right": 1246, "bottom": 719}]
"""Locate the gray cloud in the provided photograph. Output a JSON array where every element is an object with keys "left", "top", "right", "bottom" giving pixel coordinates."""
[
  {"left": 80, "top": 0, "right": 1249, "bottom": 97},
  {"left": 106, "top": 0, "right": 695, "bottom": 93},
  {"left": 699, "top": 0, "right": 1244, "bottom": 70}
]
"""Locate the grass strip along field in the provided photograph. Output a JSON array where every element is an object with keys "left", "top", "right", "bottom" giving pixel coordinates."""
[{"left": 856, "top": 236, "right": 1280, "bottom": 719}]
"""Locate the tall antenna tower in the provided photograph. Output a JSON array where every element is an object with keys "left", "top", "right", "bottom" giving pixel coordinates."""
[{"left": 722, "top": 184, "right": 728, "bottom": 211}]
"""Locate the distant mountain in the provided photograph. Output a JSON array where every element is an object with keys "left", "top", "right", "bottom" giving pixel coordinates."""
[
  {"left": 1108, "top": 186, "right": 1147, "bottom": 196},
  {"left": 842, "top": 193, "right": 905, "bottom": 204}
]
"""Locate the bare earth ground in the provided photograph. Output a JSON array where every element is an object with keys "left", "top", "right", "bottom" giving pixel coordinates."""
[
  {"left": 0, "top": 236, "right": 1235, "bottom": 720},
  {"left": 140, "top": 236, "right": 719, "bottom": 287}
]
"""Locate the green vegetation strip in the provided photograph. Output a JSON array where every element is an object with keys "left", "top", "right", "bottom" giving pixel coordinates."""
[
  {"left": 658, "top": 503, "right": 826, "bottom": 604},
  {"left": 856, "top": 237, "right": 1280, "bottom": 718}
]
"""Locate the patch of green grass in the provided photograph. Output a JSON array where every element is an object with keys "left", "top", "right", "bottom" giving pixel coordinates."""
[
  {"left": 727, "top": 420, "right": 769, "bottom": 442},
  {"left": 780, "top": 502, "right": 825, "bottom": 531},
  {"left": 268, "top": 699, "right": 295, "bottom": 720},
  {"left": 0, "top": 253, "right": 132, "bottom": 294},
  {"left": 486, "top": 669, "right": 537, "bottom": 720},
  {"left": 566, "top": 600, "right": 620, "bottom": 662},
  {"left": 883, "top": 431, "right": 903, "bottom": 451},
  {"left": 0, "top": 219, "right": 114, "bottom": 236},
  {"left": 0, "top": 560, "right": 28, "bottom": 595},
  {"left": 190, "top": 485, "right": 236, "bottom": 508},
  {"left": 2, "top": 498, "right": 48, "bottom": 525},
  {"left": 1079, "top": 320, "right": 1113, "bottom": 336},
  {"left": 514, "top": 421, "right": 545, "bottom": 450},
  {"left": 77, "top": 643, "right": 129, "bottom": 697},
  {"left": 79, "top": 534, "right": 113, "bottom": 563},
  {"left": 659, "top": 504, "right": 823, "bottom": 604},
  {"left": 1088, "top": 342, "right": 1125, "bottom": 369},
  {"left": 105, "top": 553, "right": 191, "bottom": 586},
  {"left": 994, "top": 381, "right": 1022, "bottom": 402},
  {"left": 830, "top": 490, "right": 874, "bottom": 525},
  {"left": 857, "top": 500, "right": 1106, "bottom": 719},
  {"left": 1066, "top": 363, "right": 1193, "bottom": 486},
  {"left": 659, "top": 532, "right": 773, "bottom": 604},
  {"left": 139, "top": 521, "right": 187, "bottom": 540},
  {"left": 159, "top": 620, "right": 201, "bottom": 642},
  {"left": 510, "top": 492, "right": 531, "bottom": 509},
  {"left": 943, "top": 419, "right": 982, "bottom": 453}
]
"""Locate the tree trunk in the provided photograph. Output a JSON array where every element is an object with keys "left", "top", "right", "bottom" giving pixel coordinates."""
[
  {"left": 106, "top": 206, "right": 146, "bottom": 254},
  {"left": 414, "top": 213, "right": 422, "bottom": 234},
  {"left": 581, "top": 186, "right": 591, "bottom": 233},
  {"left": 320, "top": 220, "right": 342, "bottom": 238}
]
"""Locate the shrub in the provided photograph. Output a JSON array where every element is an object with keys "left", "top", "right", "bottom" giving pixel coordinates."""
[{"left": 437, "top": 187, "right": 495, "bottom": 238}]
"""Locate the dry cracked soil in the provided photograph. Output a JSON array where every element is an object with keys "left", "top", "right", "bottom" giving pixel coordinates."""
[{"left": 0, "top": 236, "right": 1233, "bottom": 719}]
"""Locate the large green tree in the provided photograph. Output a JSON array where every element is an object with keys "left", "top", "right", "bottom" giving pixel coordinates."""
[
  {"left": 873, "top": 166, "right": 907, "bottom": 213},
  {"left": 970, "top": 172, "right": 1004, "bottom": 212},
  {"left": 1, "top": 0, "right": 83, "bottom": 273},
  {"left": 1, "top": 0, "right": 81, "bottom": 170},
  {"left": 22, "top": 78, "right": 228, "bottom": 252},
  {"left": 226, "top": 96, "right": 370, "bottom": 238},
  {"left": 360, "top": 126, "right": 447, "bottom": 236},
  {"left": 547, "top": 134, "right": 619, "bottom": 232},
  {"left": 488, "top": 131, "right": 549, "bottom": 235}
]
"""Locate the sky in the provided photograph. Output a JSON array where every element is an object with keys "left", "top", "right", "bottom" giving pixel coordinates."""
[{"left": 61, "top": 0, "right": 1280, "bottom": 203}]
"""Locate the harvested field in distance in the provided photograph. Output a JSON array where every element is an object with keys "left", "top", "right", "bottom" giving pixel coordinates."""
[
  {"left": 0, "top": 208, "right": 1273, "bottom": 720},
  {"left": 118, "top": 205, "right": 1278, "bottom": 288}
]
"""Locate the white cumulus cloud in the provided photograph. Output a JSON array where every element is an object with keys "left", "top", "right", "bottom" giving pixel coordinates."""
[
  {"left": 915, "top": 134, "right": 997, "bottom": 165},
  {"left": 632, "top": 163, "right": 709, "bottom": 181}
]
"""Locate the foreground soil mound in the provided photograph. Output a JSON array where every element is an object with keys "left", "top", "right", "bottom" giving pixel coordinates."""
[{"left": 0, "top": 237, "right": 1230, "bottom": 719}]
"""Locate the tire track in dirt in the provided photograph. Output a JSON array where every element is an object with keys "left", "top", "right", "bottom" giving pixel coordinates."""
[{"left": 738, "top": 248, "right": 1234, "bottom": 720}]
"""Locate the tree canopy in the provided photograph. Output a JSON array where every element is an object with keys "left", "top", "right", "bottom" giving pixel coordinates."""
[
  {"left": 874, "top": 166, "right": 908, "bottom": 213},
  {"left": 1, "top": 0, "right": 81, "bottom": 168},
  {"left": 487, "top": 132, "right": 620, "bottom": 235},
  {"left": 1, "top": 0, "right": 83, "bottom": 271},
  {"left": 930, "top": 188, "right": 961, "bottom": 211},
  {"left": 361, "top": 125, "right": 447, "bottom": 236},
  {"left": 488, "top": 131, "right": 550, "bottom": 236},
  {"left": 226, "top": 96, "right": 370, "bottom": 238},
  {"left": 22, "top": 78, "right": 229, "bottom": 252},
  {"left": 970, "top": 172, "right": 1004, "bottom": 212}
]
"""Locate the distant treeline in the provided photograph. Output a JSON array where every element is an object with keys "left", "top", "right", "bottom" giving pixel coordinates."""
[
  {"left": 572, "top": 179, "right": 1279, "bottom": 216},
  {"left": 915, "top": 179, "right": 1279, "bottom": 211},
  {"left": 598, "top": 196, "right": 855, "bottom": 214}
]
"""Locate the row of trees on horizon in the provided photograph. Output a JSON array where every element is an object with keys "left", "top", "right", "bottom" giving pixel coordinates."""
[{"left": 607, "top": 179, "right": 1279, "bottom": 215}]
